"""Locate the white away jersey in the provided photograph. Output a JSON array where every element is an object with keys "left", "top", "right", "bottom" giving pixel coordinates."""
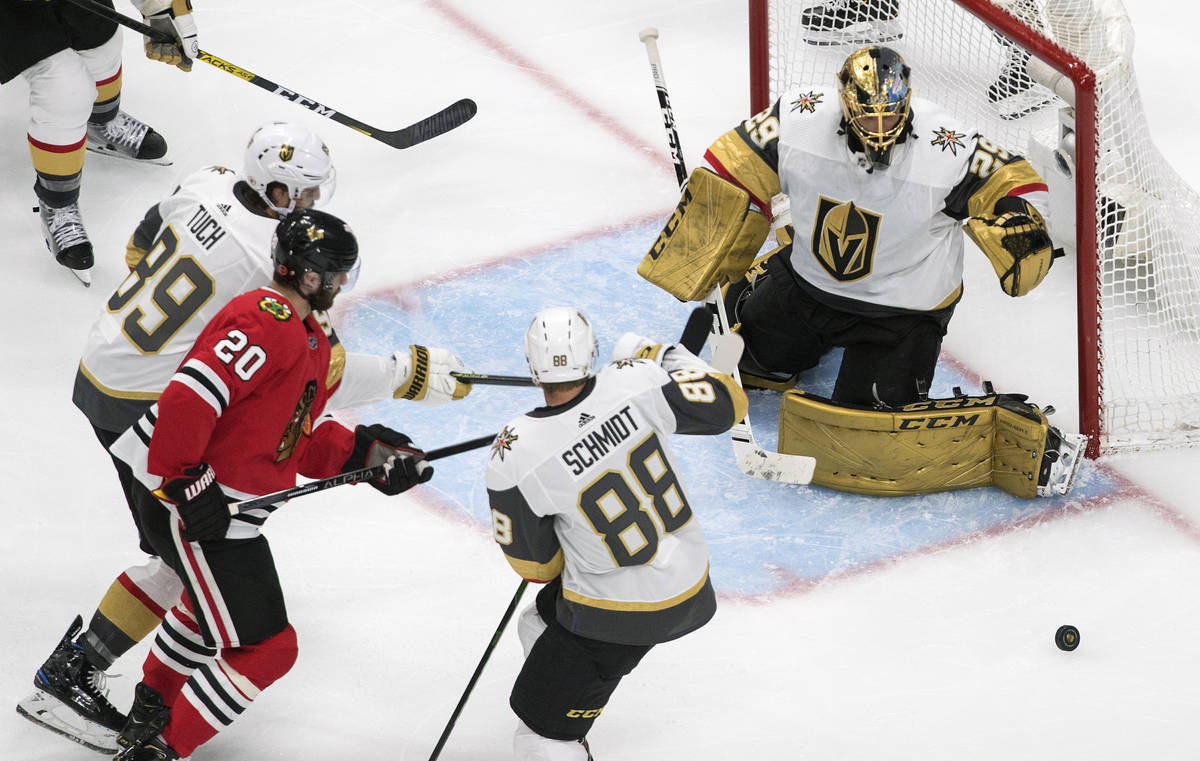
[
  {"left": 487, "top": 357, "right": 742, "bottom": 645},
  {"left": 704, "top": 85, "right": 1051, "bottom": 313},
  {"left": 73, "top": 166, "right": 395, "bottom": 432}
]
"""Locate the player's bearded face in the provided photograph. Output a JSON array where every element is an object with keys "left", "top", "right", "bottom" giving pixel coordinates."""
[{"left": 302, "top": 270, "right": 350, "bottom": 311}]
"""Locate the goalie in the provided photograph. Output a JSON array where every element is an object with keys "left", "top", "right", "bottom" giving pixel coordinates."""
[{"left": 638, "top": 44, "right": 1084, "bottom": 497}]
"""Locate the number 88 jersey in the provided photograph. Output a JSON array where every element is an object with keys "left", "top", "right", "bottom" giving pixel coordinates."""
[
  {"left": 486, "top": 357, "right": 741, "bottom": 646},
  {"left": 74, "top": 166, "right": 286, "bottom": 433}
]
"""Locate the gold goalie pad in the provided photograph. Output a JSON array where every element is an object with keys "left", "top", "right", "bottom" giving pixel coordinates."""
[
  {"left": 639, "top": 167, "right": 770, "bottom": 302},
  {"left": 777, "top": 390, "right": 1052, "bottom": 498}
]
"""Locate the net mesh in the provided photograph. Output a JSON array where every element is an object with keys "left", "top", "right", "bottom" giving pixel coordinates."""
[{"left": 758, "top": 0, "right": 1200, "bottom": 451}]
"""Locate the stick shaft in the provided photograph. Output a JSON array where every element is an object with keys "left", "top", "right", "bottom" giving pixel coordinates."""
[
  {"left": 452, "top": 371, "right": 536, "bottom": 387},
  {"left": 428, "top": 580, "right": 529, "bottom": 761},
  {"left": 640, "top": 29, "right": 689, "bottom": 187}
]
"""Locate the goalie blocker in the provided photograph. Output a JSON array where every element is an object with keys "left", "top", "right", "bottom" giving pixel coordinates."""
[
  {"left": 778, "top": 388, "right": 1086, "bottom": 498},
  {"left": 638, "top": 167, "right": 770, "bottom": 302}
]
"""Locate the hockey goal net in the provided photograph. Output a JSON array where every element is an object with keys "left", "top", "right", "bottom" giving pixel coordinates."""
[{"left": 749, "top": 0, "right": 1200, "bottom": 455}]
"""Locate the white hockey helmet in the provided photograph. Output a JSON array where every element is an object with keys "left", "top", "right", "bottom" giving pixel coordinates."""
[
  {"left": 524, "top": 307, "right": 598, "bottom": 385},
  {"left": 244, "top": 121, "right": 337, "bottom": 215}
]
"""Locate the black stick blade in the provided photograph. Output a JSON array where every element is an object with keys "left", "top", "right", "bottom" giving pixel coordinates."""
[
  {"left": 382, "top": 98, "right": 478, "bottom": 149},
  {"left": 679, "top": 306, "right": 714, "bottom": 353}
]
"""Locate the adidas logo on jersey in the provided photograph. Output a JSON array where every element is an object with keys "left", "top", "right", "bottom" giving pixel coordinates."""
[
  {"left": 578, "top": 412, "right": 595, "bottom": 427},
  {"left": 216, "top": 203, "right": 231, "bottom": 215}
]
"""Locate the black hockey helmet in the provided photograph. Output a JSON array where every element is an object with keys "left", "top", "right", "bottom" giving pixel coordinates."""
[{"left": 272, "top": 208, "right": 360, "bottom": 297}]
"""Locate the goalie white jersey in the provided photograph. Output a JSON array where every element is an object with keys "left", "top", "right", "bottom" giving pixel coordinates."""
[
  {"left": 73, "top": 166, "right": 395, "bottom": 433},
  {"left": 705, "top": 85, "right": 1052, "bottom": 313},
  {"left": 487, "top": 355, "right": 744, "bottom": 646}
]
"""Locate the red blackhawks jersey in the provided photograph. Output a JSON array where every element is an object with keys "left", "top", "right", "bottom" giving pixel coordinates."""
[{"left": 111, "top": 287, "right": 356, "bottom": 539}]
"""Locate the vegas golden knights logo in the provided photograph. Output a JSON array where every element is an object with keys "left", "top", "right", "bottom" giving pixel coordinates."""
[
  {"left": 810, "top": 196, "right": 881, "bottom": 282},
  {"left": 279, "top": 144, "right": 295, "bottom": 161}
]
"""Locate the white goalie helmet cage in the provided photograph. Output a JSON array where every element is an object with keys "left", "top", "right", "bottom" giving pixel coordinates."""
[
  {"left": 524, "top": 307, "right": 599, "bottom": 384},
  {"left": 243, "top": 121, "right": 337, "bottom": 215}
]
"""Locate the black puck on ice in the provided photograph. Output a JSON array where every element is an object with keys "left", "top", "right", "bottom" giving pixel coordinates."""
[{"left": 1055, "top": 624, "right": 1080, "bottom": 651}]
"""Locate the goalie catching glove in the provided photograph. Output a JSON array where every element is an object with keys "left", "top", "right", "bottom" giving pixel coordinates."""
[
  {"left": 153, "top": 463, "right": 231, "bottom": 541},
  {"left": 344, "top": 424, "right": 433, "bottom": 496},
  {"left": 133, "top": 0, "right": 200, "bottom": 71},
  {"left": 964, "top": 196, "right": 1060, "bottom": 297},
  {"left": 392, "top": 345, "right": 472, "bottom": 405}
]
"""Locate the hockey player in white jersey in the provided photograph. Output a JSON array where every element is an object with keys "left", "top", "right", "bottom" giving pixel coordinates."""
[
  {"left": 639, "top": 44, "right": 1085, "bottom": 499},
  {"left": 487, "top": 307, "right": 747, "bottom": 761},
  {"left": 18, "top": 121, "right": 472, "bottom": 753}
]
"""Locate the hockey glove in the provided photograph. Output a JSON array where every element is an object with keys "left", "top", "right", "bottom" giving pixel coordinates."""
[
  {"left": 154, "top": 464, "right": 231, "bottom": 541},
  {"left": 965, "top": 197, "right": 1057, "bottom": 297},
  {"left": 136, "top": 0, "right": 199, "bottom": 71},
  {"left": 392, "top": 345, "right": 472, "bottom": 405},
  {"left": 344, "top": 424, "right": 433, "bottom": 496}
]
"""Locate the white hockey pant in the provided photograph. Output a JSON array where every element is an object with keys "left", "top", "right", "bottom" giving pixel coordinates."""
[{"left": 21, "top": 31, "right": 121, "bottom": 146}]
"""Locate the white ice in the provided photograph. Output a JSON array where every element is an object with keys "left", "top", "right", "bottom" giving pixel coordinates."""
[{"left": 3, "top": 2, "right": 1200, "bottom": 760}]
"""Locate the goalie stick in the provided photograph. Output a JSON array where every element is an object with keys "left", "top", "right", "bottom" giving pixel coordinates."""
[
  {"left": 639, "top": 28, "right": 815, "bottom": 485},
  {"left": 228, "top": 433, "right": 495, "bottom": 514},
  {"left": 62, "top": 0, "right": 476, "bottom": 150}
]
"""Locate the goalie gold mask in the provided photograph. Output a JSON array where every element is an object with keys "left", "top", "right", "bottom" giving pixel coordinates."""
[{"left": 837, "top": 45, "right": 912, "bottom": 170}]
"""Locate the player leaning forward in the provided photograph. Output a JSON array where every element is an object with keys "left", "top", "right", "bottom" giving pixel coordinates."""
[
  {"left": 103, "top": 210, "right": 433, "bottom": 761},
  {"left": 639, "top": 44, "right": 1085, "bottom": 497},
  {"left": 487, "top": 308, "right": 748, "bottom": 760}
]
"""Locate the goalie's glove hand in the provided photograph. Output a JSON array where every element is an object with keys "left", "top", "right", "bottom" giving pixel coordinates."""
[
  {"left": 393, "top": 345, "right": 472, "bottom": 405},
  {"left": 965, "top": 197, "right": 1056, "bottom": 297},
  {"left": 137, "top": 0, "right": 199, "bottom": 71},
  {"left": 345, "top": 424, "right": 433, "bottom": 496},
  {"left": 155, "top": 464, "right": 230, "bottom": 541}
]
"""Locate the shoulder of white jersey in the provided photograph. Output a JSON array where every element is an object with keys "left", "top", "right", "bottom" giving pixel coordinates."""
[
  {"left": 907, "top": 98, "right": 983, "bottom": 168},
  {"left": 484, "top": 416, "right": 529, "bottom": 488},
  {"left": 776, "top": 83, "right": 851, "bottom": 157},
  {"left": 598, "top": 356, "right": 671, "bottom": 384}
]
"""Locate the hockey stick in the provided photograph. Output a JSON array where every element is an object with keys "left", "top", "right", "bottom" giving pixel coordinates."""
[
  {"left": 451, "top": 371, "right": 536, "bottom": 387},
  {"left": 61, "top": 0, "right": 476, "bottom": 150},
  {"left": 428, "top": 579, "right": 529, "bottom": 761},
  {"left": 229, "top": 433, "right": 495, "bottom": 513},
  {"left": 639, "top": 28, "right": 815, "bottom": 484}
]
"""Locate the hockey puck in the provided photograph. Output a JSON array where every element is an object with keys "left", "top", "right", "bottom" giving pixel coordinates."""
[{"left": 1054, "top": 624, "right": 1080, "bottom": 651}]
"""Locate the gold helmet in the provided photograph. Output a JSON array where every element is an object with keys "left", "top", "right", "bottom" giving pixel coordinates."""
[{"left": 837, "top": 46, "right": 912, "bottom": 169}]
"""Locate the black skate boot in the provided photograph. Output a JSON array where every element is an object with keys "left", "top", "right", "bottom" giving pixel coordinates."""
[
  {"left": 37, "top": 201, "right": 94, "bottom": 285},
  {"left": 87, "top": 112, "right": 170, "bottom": 164},
  {"left": 988, "top": 48, "right": 1056, "bottom": 120},
  {"left": 14, "top": 615, "right": 125, "bottom": 753},
  {"left": 117, "top": 682, "right": 171, "bottom": 751},
  {"left": 114, "top": 734, "right": 180, "bottom": 761},
  {"left": 801, "top": 0, "right": 902, "bottom": 46}
]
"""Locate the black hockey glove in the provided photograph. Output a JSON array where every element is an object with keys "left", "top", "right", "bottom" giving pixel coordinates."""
[
  {"left": 344, "top": 424, "right": 433, "bottom": 496},
  {"left": 155, "top": 464, "right": 231, "bottom": 542}
]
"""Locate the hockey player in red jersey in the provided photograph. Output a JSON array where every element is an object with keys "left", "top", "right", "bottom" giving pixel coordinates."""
[
  {"left": 487, "top": 307, "right": 748, "bottom": 760},
  {"left": 18, "top": 121, "right": 473, "bottom": 755},
  {"left": 101, "top": 209, "right": 432, "bottom": 761}
]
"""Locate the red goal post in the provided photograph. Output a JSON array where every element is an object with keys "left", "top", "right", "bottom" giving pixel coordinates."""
[{"left": 748, "top": 0, "right": 1200, "bottom": 457}]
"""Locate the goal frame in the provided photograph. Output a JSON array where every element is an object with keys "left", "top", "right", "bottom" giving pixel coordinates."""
[{"left": 747, "top": 0, "right": 1103, "bottom": 457}]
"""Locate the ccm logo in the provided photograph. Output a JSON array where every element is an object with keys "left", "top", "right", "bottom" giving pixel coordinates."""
[
  {"left": 897, "top": 414, "right": 981, "bottom": 430},
  {"left": 565, "top": 708, "right": 604, "bottom": 719}
]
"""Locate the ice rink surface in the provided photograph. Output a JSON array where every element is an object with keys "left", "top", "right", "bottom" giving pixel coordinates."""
[{"left": 3, "top": 2, "right": 1199, "bottom": 759}]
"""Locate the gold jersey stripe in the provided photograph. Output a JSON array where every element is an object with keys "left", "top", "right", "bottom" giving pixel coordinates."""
[
  {"left": 966, "top": 159, "right": 1045, "bottom": 219},
  {"left": 706, "top": 129, "right": 781, "bottom": 212},
  {"left": 78, "top": 361, "right": 162, "bottom": 401},
  {"left": 562, "top": 565, "right": 710, "bottom": 612},
  {"left": 504, "top": 550, "right": 564, "bottom": 583}
]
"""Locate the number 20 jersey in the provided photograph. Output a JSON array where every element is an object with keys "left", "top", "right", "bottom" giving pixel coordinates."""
[
  {"left": 487, "top": 357, "right": 741, "bottom": 646},
  {"left": 74, "top": 166, "right": 316, "bottom": 433}
]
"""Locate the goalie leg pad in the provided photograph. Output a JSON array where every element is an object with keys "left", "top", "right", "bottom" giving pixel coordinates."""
[
  {"left": 778, "top": 390, "right": 1078, "bottom": 498},
  {"left": 638, "top": 167, "right": 770, "bottom": 301}
]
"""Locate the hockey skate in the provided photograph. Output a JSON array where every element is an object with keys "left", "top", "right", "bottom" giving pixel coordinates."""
[
  {"left": 989, "top": 49, "right": 1056, "bottom": 120},
  {"left": 801, "top": 0, "right": 902, "bottom": 46},
  {"left": 37, "top": 201, "right": 94, "bottom": 286},
  {"left": 87, "top": 112, "right": 171, "bottom": 165},
  {"left": 113, "top": 734, "right": 180, "bottom": 761},
  {"left": 1037, "top": 428, "right": 1088, "bottom": 497},
  {"left": 14, "top": 615, "right": 123, "bottom": 754},
  {"left": 116, "top": 682, "right": 171, "bottom": 751}
]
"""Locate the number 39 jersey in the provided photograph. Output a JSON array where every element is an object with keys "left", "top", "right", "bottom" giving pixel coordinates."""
[
  {"left": 74, "top": 166, "right": 279, "bottom": 432},
  {"left": 486, "top": 356, "right": 743, "bottom": 646}
]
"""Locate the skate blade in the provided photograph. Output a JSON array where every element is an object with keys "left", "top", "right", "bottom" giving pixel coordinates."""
[
  {"left": 69, "top": 267, "right": 93, "bottom": 287},
  {"left": 15, "top": 690, "right": 119, "bottom": 754},
  {"left": 85, "top": 144, "right": 173, "bottom": 166},
  {"left": 802, "top": 21, "right": 903, "bottom": 46}
]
